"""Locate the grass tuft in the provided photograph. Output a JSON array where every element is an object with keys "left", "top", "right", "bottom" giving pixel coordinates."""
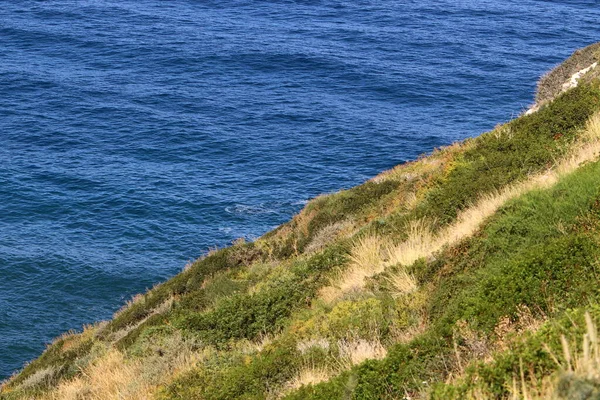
[{"left": 337, "top": 338, "right": 387, "bottom": 368}]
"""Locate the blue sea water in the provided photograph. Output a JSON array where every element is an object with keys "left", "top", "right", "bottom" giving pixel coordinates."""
[{"left": 0, "top": 0, "right": 598, "bottom": 380}]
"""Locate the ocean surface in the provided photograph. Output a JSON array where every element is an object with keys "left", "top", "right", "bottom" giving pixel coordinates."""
[{"left": 1, "top": 0, "right": 598, "bottom": 380}]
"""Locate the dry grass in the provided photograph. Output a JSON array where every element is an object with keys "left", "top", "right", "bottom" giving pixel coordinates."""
[
  {"left": 317, "top": 286, "right": 341, "bottom": 304},
  {"left": 293, "top": 206, "right": 320, "bottom": 238},
  {"left": 404, "top": 191, "right": 419, "bottom": 209},
  {"left": 390, "top": 318, "right": 428, "bottom": 345},
  {"left": 453, "top": 312, "right": 599, "bottom": 400},
  {"left": 452, "top": 320, "right": 492, "bottom": 377},
  {"left": 17, "top": 367, "right": 57, "bottom": 391},
  {"left": 437, "top": 306, "right": 548, "bottom": 398},
  {"left": 391, "top": 112, "right": 600, "bottom": 267},
  {"left": 112, "top": 293, "right": 146, "bottom": 320},
  {"left": 494, "top": 305, "right": 546, "bottom": 353},
  {"left": 278, "top": 367, "right": 331, "bottom": 398},
  {"left": 320, "top": 220, "right": 428, "bottom": 302},
  {"left": 374, "top": 139, "right": 475, "bottom": 185},
  {"left": 554, "top": 312, "right": 600, "bottom": 384},
  {"left": 337, "top": 338, "right": 387, "bottom": 368},
  {"left": 106, "top": 296, "right": 174, "bottom": 344},
  {"left": 3, "top": 324, "right": 104, "bottom": 393},
  {"left": 323, "top": 176, "right": 558, "bottom": 302},
  {"left": 278, "top": 338, "right": 386, "bottom": 398},
  {"left": 36, "top": 323, "right": 100, "bottom": 356},
  {"left": 43, "top": 331, "right": 203, "bottom": 400},
  {"left": 319, "top": 235, "right": 387, "bottom": 301},
  {"left": 386, "top": 218, "right": 434, "bottom": 268},
  {"left": 584, "top": 110, "right": 600, "bottom": 140},
  {"left": 321, "top": 113, "right": 600, "bottom": 304},
  {"left": 498, "top": 312, "right": 600, "bottom": 400},
  {"left": 491, "top": 123, "right": 515, "bottom": 140},
  {"left": 304, "top": 219, "right": 355, "bottom": 254},
  {"left": 297, "top": 338, "right": 330, "bottom": 354},
  {"left": 45, "top": 350, "right": 153, "bottom": 400},
  {"left": 557, "top": 112, "right": 600, "bottom": 176},
  {"left": 348, "top": 235, "right": 386, "bottom": 273},
  {"left": 137, "top": 331, "right": 203, "bottom": 383},
  {"left": 237, "top": 334, "right": 275, "bottom": 354},
  {"left": 385, "top": 269, "right": 418, "bottom": 297},
  {"left": 442, "top": 171, "right": 556, "bottom": 244}
]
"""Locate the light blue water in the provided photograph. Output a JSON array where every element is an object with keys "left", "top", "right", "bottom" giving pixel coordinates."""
[{"left": 1, "top": 0, "right": 598, "bottom": 380}]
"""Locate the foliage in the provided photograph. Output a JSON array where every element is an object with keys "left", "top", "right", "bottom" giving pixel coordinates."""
[{"left": 5, "top": 52, "right": 600, "bottom": 400}]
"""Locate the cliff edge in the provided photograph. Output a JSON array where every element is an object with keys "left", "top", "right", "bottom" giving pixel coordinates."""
[{"left": 3, "top": 43, "right": 600, "bottom": 400}]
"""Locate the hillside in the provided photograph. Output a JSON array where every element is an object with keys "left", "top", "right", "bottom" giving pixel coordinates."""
[{"left": 3, "top": 43, "right": 600, "bottom": 400}]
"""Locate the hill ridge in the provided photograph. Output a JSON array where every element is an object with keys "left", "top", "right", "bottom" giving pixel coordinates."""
[{"left": 3, "top": 42, "right": 600, "bottom": 400}]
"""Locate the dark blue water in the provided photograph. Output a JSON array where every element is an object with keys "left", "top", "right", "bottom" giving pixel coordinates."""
[{"left": 0, "top": 0, "right": 598, "bottom": 380}]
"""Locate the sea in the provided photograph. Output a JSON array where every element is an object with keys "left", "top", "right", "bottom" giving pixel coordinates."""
[{"left": 1, "top": 0, "right": 598, "bottom": 380}]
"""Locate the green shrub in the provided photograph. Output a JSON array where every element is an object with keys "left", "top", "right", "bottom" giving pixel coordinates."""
[
  {"left": 6, "top": 332, "right": 95, "bottom": 391},
  {"left": 429, "top": 159, "right": 600, "bottom": 333},
  {"left": 177, "top": 276, "right": 314, "bottom": 345},
  {"left": 158, "top": 339, "right": 299, "bottom": 400},
  {"left": 281, "top": 139, "right": 600, "bottom": 399},
  {"left": 431, "top": 306, "right": 600, "bottom": 398},
  {"left": 102, "top": 243, "right": 264, "bottom": 337},
  {"left": 269, "top": 180, "right": 402, "bottom": 258},
  {"left": 420, "top": 82, "right": 600, "bottom": 224}
]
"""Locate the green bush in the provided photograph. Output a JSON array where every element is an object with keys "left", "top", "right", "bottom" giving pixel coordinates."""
[
  {"left": 420, "top": 82, "right": 600, "bottom": 224},
  {"left": 102, "top": 243, "right": 265, "bottom": 337},
  {"left": 6, "top": 332, "right": 95, "bottom": 391},
  {"left": 158, "top": 339, "right": 299, "bottom": 400},
  {"left": 269, "top": 180, "right": 402, "bottom": 258},
  {"left": 431, "top": 306, "right": 600, "bottom": 398},
  {"left": 177, "top": 275, "right": 314, "bottom": 345},
  {"left": 429, "top": 159, "right": 600, "bottom": 333},
  {"left": 281, "top": 142, "right": 600, "bottom": 399},
  {"left": 7, "top": 64, "right": 600, "bottom": 400}
]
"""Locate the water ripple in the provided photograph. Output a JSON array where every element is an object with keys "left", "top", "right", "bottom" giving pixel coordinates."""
[{"left": 1, "top": 0, "right": 599, "bottom": 379}]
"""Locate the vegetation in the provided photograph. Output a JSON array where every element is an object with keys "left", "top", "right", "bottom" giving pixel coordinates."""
[
  {"left": 3, "top": 43, "right": 600, "bottom": 399},
  {"left": 536, "top": 42, "right": 600, "bottom": 104}
]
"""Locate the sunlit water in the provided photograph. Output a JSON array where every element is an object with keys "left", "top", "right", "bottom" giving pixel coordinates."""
[{"left": 1, "top": 0, "right": 598, "bottom": 379}]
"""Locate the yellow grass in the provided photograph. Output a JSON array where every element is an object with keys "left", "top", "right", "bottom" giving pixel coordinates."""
[
  {"left": 296, "top": 338, "right": 330, "bottom": 354},
  {"left": 106, "top": 296, "right": 174, "bottom": 343},
  {"left": 279, "top": 337, "right": 386, "bottom": 397},
  {"left": 42, "top": 331, "right": 202, "bottom": 400},
  {"left": 319, "top": 235, "right": 386, "bottom": 301},
  {"left": 390, "top": 316, "right": 428, "bottom": 344},
  {"left": 17, "top": 367, "right": 57, "bottom": 391},
  {"left": 113, "top": 293, "right": 146, "bottom": 319},
  {"left": 504, "top": 312, "right": 600, "bottom": 400},
  {"left": 559, "top": 312, "right": 600, "bottom": 382},
  {"left": 46, "top": 350, "right": 153, "bottom": 400},
  {"left": 494, "top": 305, "right": 546, "bottom": 353},
  {"left": 304, "top": 219, "right": 356, "bottom": 254},
  {"left": 237, "top": 334, "right": 275, "bottom": 354},
  {"left": 278, "top": 367, "right": 331, "bottom": 399},
  {"left": 385, "top": 218, "right": 434, "bottom": 268},
  {"left": 337, "top": 338, "right": 387, "bottom": 368},
  {"left": 385, "top": 269, "right": 418, "bottom": 297},
  {"left": 389, "top": 112, "right": 600, "bottom": 266},
  {"left": 321, "top": 112, "right": 600, "bottom": 304},
  {"left": 348, "top": 235, "right": 386, "bottom": 273},
  {"left": 372, "top": 139, "right": 475, "bottom": 184}
]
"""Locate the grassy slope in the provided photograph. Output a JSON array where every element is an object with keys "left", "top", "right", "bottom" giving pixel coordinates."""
[{"left": 3, "top": 45, "right": 600, "bottom": 400}]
